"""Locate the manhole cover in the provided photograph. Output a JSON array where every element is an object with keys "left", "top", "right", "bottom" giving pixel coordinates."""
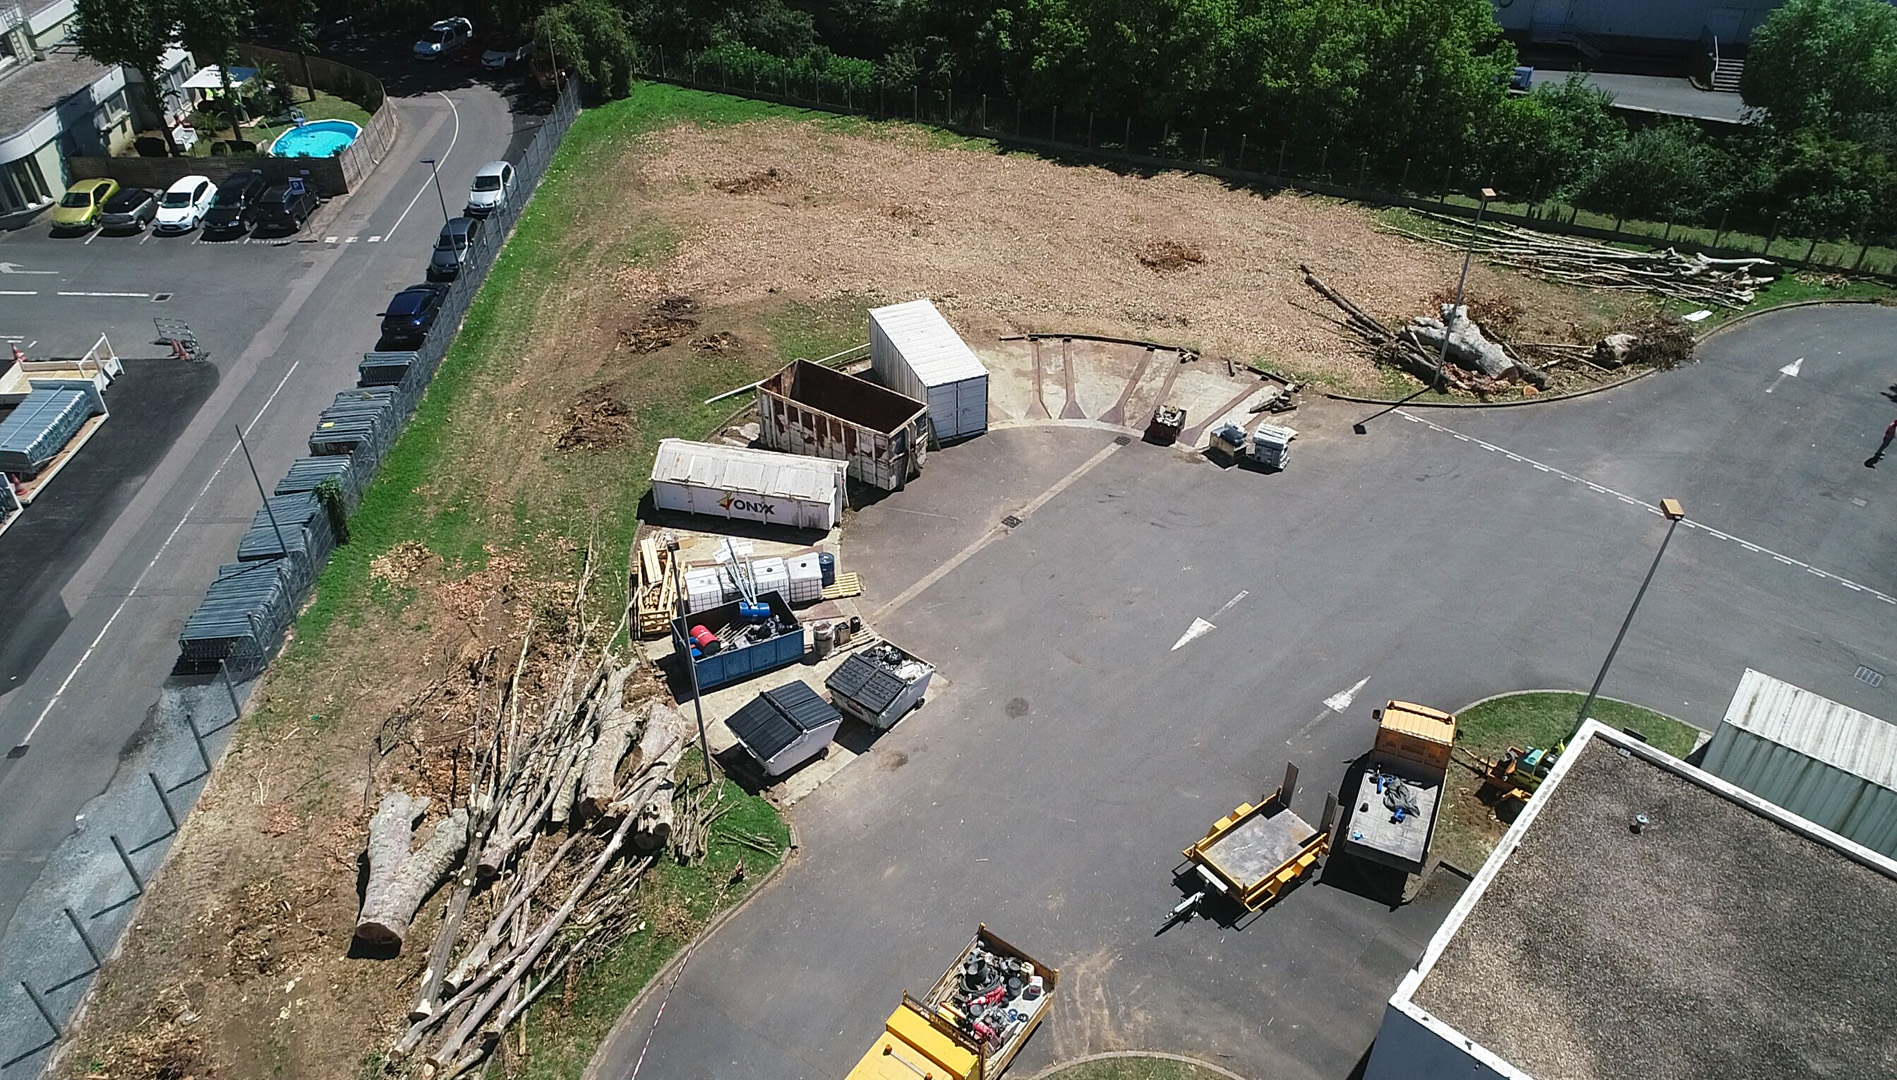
[
  {"left": 150, "top": 292, "right": 172, "bottom": 302},
  {"left": 1856, "top": 666, "right": 1885, "bottom": 688},
  {"left": 6, "top": 745, "right": 27, "bottom": 759},
  {"left": 1114, "top": 435, "right": 1132, "bottom": 446},
  {"left": 1001, "top": 514, "right": 1022, "bottom": 529}
]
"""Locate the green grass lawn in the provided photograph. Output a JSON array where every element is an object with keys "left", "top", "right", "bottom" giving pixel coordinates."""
[
  {"left": 1435, "top": 691, "right": 1703, "bottom": 872},
  {"left": 1036, "top": 1057, "right": 1231, "bottom": 1080}
]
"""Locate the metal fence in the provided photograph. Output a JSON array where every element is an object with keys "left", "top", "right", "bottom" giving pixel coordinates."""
[
  {"left": 647, "top": 60, "right": 1897, "bottom": 282},
  {"left": 0, "top": 76, "right": 585, "bottom": 1080}
]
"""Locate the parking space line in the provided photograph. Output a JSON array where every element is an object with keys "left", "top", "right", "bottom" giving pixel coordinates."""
[
  {"left": 1395, "top": 408, "right": 1895, "bottom": 607},
  {"left": 56, "top": 291, "right": 150, "bottom": 298},
  {"left": 19, "top": 359, "right": 302, "bottom": 746},
  {"left": 83, "top": 229, "right": 100, "bottom": 246}
]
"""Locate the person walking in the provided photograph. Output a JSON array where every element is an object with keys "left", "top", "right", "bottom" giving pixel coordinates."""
[{"left": 1869, "top": 417, "right": 1897, "bottom": 467}]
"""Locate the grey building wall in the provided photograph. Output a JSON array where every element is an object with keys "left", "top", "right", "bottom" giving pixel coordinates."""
[{"left": 1494, "top": 0, "right": 1784, "bottom": 44}]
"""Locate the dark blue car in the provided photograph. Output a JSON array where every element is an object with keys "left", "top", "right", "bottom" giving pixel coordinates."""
[{"left": 377, "top": 283, "right": 451, "bottom": 347}]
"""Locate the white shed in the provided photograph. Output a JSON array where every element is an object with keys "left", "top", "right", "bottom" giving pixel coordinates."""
[
  {"left": 649, "top": 439, "right": 847, "bottom": 531},
  {"left": 869, "top": 299, "right": 989, "bottom": 444},
  {"left": 1700, "top": 668, "right": 1897, "bottom": 858}
]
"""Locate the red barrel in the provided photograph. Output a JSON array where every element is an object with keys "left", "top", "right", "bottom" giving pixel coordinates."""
[{"left": 690, "top": 625, "right": 716, "bottom": 649}]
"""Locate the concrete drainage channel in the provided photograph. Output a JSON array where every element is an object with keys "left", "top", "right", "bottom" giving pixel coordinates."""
[{"left": 0, "top": 80, "right": 583, "bottom": 1079}]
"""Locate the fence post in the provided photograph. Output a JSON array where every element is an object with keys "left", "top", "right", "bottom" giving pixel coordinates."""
[
  {"left": 1125, "top": 116, "right": 1133, "bottom": 152},
  {"left": 1278, "top": 140, "right": 1287, "bottom": 176},
  {"left": 1237, "top": 133, "right": 1247, "bottom": 169},
  {"left": 1016, "top": 99, "right": 1022, "bottom": 135},
  {"left": 1399, "top": 157, "right": 1410, "bottom": 191},
  {"left": 1199, "top": 127, "right": 1207, "bottom": 161},
  {"left": 1764, "top": 213, "right": 1780, "bottom": 254},
  {"left": 1662, "top": 216, "right": 1673, "bottom": 242},
  {"left": 1804, "top": 236, "right": 1819, "bottom": 263},
  {"left": 1613, "top": 197, "right": 1628, "bottom": 237},
  {"left": 1356, "top": 152, "right": 1367, "bottom": 190},
  {"left": 64, "top": 907, "right": 102, "bottom": 969},
  {"left": 982, "top": 94, "right": 988, "bottom": 130},
  {"left": 1087, "top": 110, "right": 1094, "bottom": 147},
  {"left": 21, "top": 981, "right": 60, "bottom": 1038},
  {"left": 658, "top": 44, "right": 664, "bottom": 78},
  {"left": 1318, "top": 144, "right": 1328, "bottom": 178},
  {"left": 912, "top": 85, "right": 918, "bottom": 120},
  {"left": 1440, "top": 164, "right": 1452, "bottom": 205},
  {"left": 1162, "top": 120, "right": 1169, "bottom": 152},
  {"left": 946, "top": 87, "right": 953, "bottom": 124},
  {"left": 109, "top": 834, "right": 144, "bottom": 894},
  {"left": 150, "top": 772, "right": 180, "bottom": 832},
  {"left": 1051, "top": 103, "right": 1059, "bottom": 141},
  {"left": 1855, "top": 239, "right": 1871, "bottom": 271}
]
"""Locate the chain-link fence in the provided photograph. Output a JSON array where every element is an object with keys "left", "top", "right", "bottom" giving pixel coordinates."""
[{"left": 0, "top": 76, "right": 585, "bottom": 1080}]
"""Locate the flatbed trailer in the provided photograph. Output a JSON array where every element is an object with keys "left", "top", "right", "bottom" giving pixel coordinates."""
[
  {"left": 1169, "top": 762, "right": 1335, "bottom": 925},
  {"left": 847, "top": 925, "right": 1059, "bottom": 1080}
]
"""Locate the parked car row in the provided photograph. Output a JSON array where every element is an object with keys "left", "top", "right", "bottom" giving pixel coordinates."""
[
  {"left": 51, "top": 173, "right": 317, "bottom": 238},
  {"left": 374, "top": 158, "right": 520, "bottom": 349}
]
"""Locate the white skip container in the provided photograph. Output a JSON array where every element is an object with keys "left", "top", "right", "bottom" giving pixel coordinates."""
[
  {"left": 649, "top": 438, "right": 848, "bottom": 531},
  {"left": 869, "top": 298, "right": 989, "bottom": 444}
]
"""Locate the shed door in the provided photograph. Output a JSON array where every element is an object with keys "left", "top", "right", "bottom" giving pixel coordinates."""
[{"left": 955, "top": 377, "right": 987, "bottom": 435}]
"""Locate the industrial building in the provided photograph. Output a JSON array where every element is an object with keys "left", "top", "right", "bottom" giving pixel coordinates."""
[
  {"left": 1700, "top": 668, "right": 1897, "bottom": 859},
  {"left": 1494, "top": 0, "right": 1785, "bottom": 51},
  {"left": 1364, "top": 719, "right": 1897, "bottom": 1080}
]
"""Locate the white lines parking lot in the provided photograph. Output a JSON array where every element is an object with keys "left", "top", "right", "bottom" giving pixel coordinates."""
[{"left": 1396, "top": 409, "right": 1897, "bottom": 606}]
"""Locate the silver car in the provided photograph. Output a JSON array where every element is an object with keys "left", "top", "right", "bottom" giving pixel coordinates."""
[{"left": 464, "top": 160, "right": 516, "bottom": 217}]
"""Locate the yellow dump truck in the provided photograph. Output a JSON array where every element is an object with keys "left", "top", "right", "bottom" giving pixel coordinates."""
[{"left": 847, "top": 926, "right": 1059, "bottom": 1080}]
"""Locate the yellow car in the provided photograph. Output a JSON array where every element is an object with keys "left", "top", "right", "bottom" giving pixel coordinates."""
[{"left": 49, "top": 177, "right": 120, "bottom": 232}]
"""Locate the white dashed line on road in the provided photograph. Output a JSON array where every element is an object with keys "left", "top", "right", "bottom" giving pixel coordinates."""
[
  {"left": 1396, "top": 409, "right": 1895, "bottom": 606},
  {"left": 56, "top": 291, "right": 150, "bottom": 298},
  {"left": 0, "top": 290, "right": 37, "bottom": 296}
]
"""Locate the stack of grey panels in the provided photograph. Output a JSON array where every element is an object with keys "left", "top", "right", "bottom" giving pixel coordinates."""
[
  {"left": 0, "top": 388, "right": 93, "bottom": 477},
  {"left": 357, "top": 351, "right": 420, "bottom": 387},
  {"left": 177, "top": 558, "right": 302, "bottom": 669},
  {"left": 235, "top": 492, "right": 335, "bottom": 592},
  {"left": 1252, "top": 424, "right": 1294, "bottom": 471},
  {"left": 274, "top": 456, "right": 361, "bottom": 511},
  {"left": 309, "top": 388, "right": 399, "bottom": 470}
]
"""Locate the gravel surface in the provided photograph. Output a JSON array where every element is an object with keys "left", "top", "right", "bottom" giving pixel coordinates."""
[
  {"left": 1412, "top": 738, "right": 1897, "bottom": 1080},
  {"left": 620, "top": 120, "right": 1623, "bottom": 391}
]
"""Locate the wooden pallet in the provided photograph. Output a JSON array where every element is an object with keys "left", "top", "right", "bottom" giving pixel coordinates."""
[
  {"left": 633, "top": 535, "right": 678, "bottom": 636},
  {"left": 820, "top": 572, "right": 862, "bottom": 600}
]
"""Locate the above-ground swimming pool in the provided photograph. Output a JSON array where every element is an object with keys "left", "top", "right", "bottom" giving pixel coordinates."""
[{"left": 268, "top": 119, "right": 362, "bottom": 158}]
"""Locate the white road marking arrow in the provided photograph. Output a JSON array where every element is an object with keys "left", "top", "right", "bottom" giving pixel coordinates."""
[
  {"left": 1171, "top": 617, "right": 1216, "bottom": 651},
  {"left": 1766, "top": 357, "right": 1802, "bottom": 394},
  {"left": 1323, "top": 676, "right": 1370, "bottom": 714},
  {"left": 0, "top": 262, "right": 55, "bottom": 274},
  {"left": 1212, "top": 590, "right": 1250, "bottom": 619}
]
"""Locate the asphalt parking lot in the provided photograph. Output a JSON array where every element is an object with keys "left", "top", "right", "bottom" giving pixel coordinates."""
[
  {"left": 596, "top": 305, "right": 1896, "bottom": 1079},
  {"left": 0, "top": 64, "right": 535, "bottom": 941}
]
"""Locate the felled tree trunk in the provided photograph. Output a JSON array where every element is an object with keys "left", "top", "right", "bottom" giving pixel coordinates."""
[
  {"left": 1400, "top": 305, "right": 1549, "bottom": 388},
  {"left": 578, "top": 666, "right": 640, "bottom": 818},
  {"left": 615, "top": 703, "right": 689, "bottom": 851},
  {"left": 356, "top": 792, "right": 470, "bottom": 952}
]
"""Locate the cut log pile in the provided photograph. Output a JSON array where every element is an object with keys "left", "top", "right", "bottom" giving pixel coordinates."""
[
  {"left": 1300, "top": 265, "right": 1547, "bottom": 393},
  {"left": 349, "top": 541, "right": 731, "bottom": 1079},
  {"left": 1381, "top": 209, "right": 1776, "bottom": 308}
]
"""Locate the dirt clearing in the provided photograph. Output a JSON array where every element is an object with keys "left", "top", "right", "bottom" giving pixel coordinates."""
[{"left": 625, "top": 119, "right": 1639, "bottom": 390}]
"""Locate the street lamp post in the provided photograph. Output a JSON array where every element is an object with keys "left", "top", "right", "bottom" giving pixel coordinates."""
[
  {"left": 1353, "top": 187, "right": 1499, "bottom": 433},
  {"left": 421, "top": 157, "right": 451, "bottom": 225},
  {"left": 669, "top": 538, "right": 716, "bottom": 785},
  {"left": 1575, "top": 498, "right": 1687, "bottom": 727}
]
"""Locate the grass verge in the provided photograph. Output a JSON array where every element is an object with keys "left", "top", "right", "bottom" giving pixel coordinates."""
[
  {"left": 1435, "top": 692, "right": 1701, "bottom": 872},
  {"left": 1034, "top": 1057, "right": 1231, "bottom": 1080},
  {"left": 513, "top": 762, "right": 791, "bottom": 1080}
]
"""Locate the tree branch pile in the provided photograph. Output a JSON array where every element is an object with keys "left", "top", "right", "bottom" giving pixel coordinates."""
[
  {"left": 1300, "top": 264, "right": 1553, "bottom": 394},
  {"left": 1380, "top": 209, "right": 1776, "bottom": 308},
  {"left": 351, "top": 538, "right": 707, "bottom": 1079}
]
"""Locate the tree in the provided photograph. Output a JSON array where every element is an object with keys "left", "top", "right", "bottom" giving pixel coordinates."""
[
  {"left": 1581, "top": 120, "right": 1723, "bottom": 222},
  {"left": 177, "top": 0, "right": 252, "bottom": 144},
  {"left": 536, "top": 0, "right": 638, "bottom": 99},
  {"left": 72, "top": 0, "right": 183, "bottom": 155},
  {"left": 1742, "top": 0, "right": 1897, "bottom": 139}
]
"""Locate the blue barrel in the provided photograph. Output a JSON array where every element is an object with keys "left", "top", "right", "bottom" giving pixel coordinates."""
[
  {"left": 737, "top": 600, "right": 770, "bottom": 621},
  {"left": 818, "top": 552, "right": 837, "bottom": 586}
]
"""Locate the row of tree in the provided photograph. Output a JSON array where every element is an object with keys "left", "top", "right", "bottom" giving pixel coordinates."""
[{"left": 86, "top": 0, "right": 1897, "bottom": 251}]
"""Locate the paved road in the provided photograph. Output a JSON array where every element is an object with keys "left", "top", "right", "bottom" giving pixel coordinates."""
[
  {"left": 0, "top": 70, "right": 528, "bottom": 940},
  {"left": 593, "top": 304, "right": 1895, "bottom": 1079}
]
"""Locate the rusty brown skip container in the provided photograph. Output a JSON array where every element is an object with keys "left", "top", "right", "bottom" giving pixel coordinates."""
[{"left": 756, "top": 360, "right": 930, "bottom": 491}]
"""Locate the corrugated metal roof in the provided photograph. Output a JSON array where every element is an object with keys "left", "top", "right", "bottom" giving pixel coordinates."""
[
  {"left": 1381, "top": 700, "right": 1457, "bottom": 746},
  {"left": 869, "top": 299, "right": 989, "bottom": 385},
  {"left": 650, "top": 438, "right": 846, "bottom": 502},
  {"left": 1721, "top": 669, "right": 1897, "bottom": 790}
]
